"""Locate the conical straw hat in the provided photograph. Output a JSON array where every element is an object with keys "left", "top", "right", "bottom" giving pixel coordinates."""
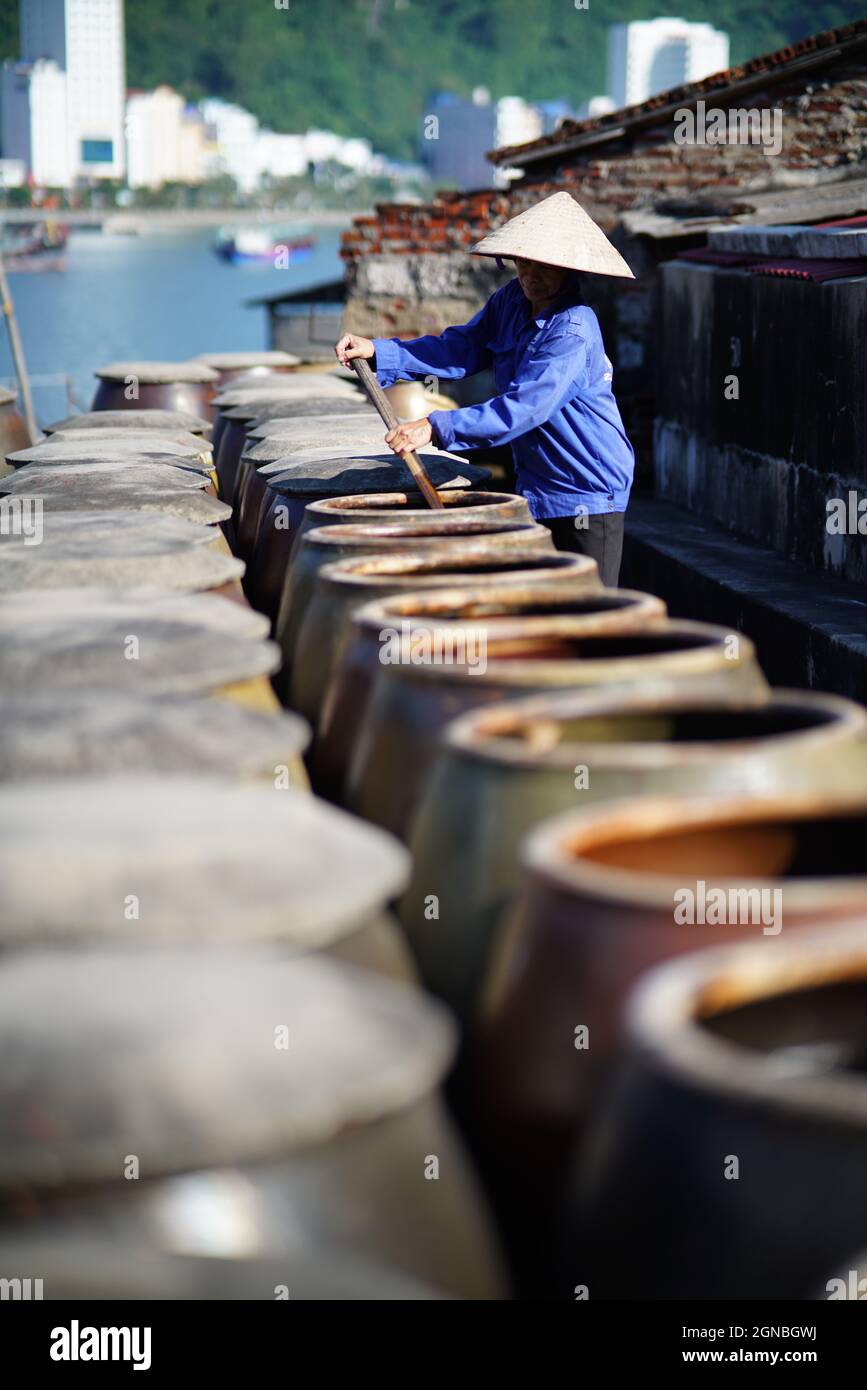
[{"left": 471, "top": 191, "right": 634, "bottom": 279}]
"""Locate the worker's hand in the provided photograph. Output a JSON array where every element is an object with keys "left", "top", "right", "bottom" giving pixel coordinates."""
[
  {"left": 335, "top": 333, "right": 375, "bottom": 366},
  {"left": 385, "top": 418, "right": 434, "bottom": 455}
]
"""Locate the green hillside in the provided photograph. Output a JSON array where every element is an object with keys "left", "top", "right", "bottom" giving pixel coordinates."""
[{"left": 1, "top": 0, "right": 862, "bottom": 160}]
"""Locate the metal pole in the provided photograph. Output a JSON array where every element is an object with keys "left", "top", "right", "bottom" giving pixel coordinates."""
[{"left": 0, "top": 251, "right": 39, "bottom": 442}]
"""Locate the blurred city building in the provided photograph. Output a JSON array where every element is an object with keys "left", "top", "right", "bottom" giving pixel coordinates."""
[
  {"left": 2, "top": 0, "right": 126, "bottom": 185},
  {"left": 607, "top": 17, "right": 729, "bottom": 106}
]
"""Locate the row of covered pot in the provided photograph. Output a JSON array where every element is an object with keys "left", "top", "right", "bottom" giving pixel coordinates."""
[
  {"left": 0, "top": 358, "right": 514, "bottom": 1301},
  {"left": 216, "top": 367, "right": 867, "bottom": 1302}
]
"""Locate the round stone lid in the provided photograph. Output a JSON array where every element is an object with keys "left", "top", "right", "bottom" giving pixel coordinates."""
[
  {"left": 0, "top": 485, "right": 231, "bottom": 524},
  {"left": 45, "top": 409, "right": 211, "bottom": 435},
  {"left": 245, "top": 427, "right": 387, "bottom": 463},
  {"left": 195, "top": 350, "right": 301, "bottom": 369},
  {"left": 0, "top": 386, "right": 17, "bottom": 408},
  {"left": 213, "top": 379, "right": 358, "bottom": 409},
  {"left": 0, "top": 946, "right": 452, "bottom": 1187},
  {"left": 1, "top": 461, "right": 210, "bottom": 493},
  {"left": 0, "top": 526, "right": 243, "bottom": 593},
  {"left": 223, "top": 396, "right": 371, "bottom": 423},
  {"left": 0, "top": 587, "right": 268, "bottom": 636},
  {"left": 0, "top": 590, "right": 275, "bottom": 693},
  {"left": 0, "top": 510, "right": 215, "bottom": 549},
  {"left": 94, "top": 360, "right": 219, "bottom": 384},
  {"left": 0, "top": 693, "right": 309, "bottom": 782},
  {"left": 0, "top": 774, "right": 409, "bottom": 945},
  {"left": 261, "top": 452, "right": 490, "bottom": 495},
  {"left": 0, "top": 1236, "right": 445, "bottom": 1300},
  {"left": 247, "top": 411, "right": 383, "bottom": 441},
  {"left": 47, "top": 428, "right": 210, "bottom": 451},
  {"left": 8, "top": 438, "right": 211, "bottom": 465}
]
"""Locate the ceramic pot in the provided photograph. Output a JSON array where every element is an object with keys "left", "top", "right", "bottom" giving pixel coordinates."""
[
  {"left": 293, "top": 543, "right": 600, "bottom": 738},
  {"left": 576, "top": 922, "right": 867, "bottom": 1299},
  {"left": 325, "top": 620, "right": 764, "bottom": 816},
  {"left": 474, "top": 786, "right": 867, "bottom": 1294},
  {"left": 405, "top": 686, "right": 867, "bottom": 1027},
  {"left": 346, "top": 597, "right": 756, "bottom": 838},
  {"left": 91, "top": 360, "right": 219, "bottom": 416},
  {"left": 248, "top": 457, "right": 499, "bottom": 620},
  {"left": 0, "top": 948, "right": 507, "bottom": 1299}
]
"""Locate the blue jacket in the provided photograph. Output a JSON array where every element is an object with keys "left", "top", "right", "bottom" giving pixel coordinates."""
[{"left": 372, "top": 276, "right": 634, "bottom": 519}]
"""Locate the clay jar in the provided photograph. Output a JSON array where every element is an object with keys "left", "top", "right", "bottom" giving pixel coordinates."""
[
  {"left": 234, "top": 415, "right": 390, "bottom": 545},
  {"left": 341, "top": 586, "right": 700, "bottom": 834},
  {"left": 0, "top": 948, "right": 506, "bottom": 1299},
  {"left": 292, "top": 540, "right": 601, "bottom": 731},
  {"left": 249, "top": 459, "right": 499, "bottom": 620},
  {"left": 0, "top": 387, "right": 31, "bottom": 472},
  {"left": 213, "top": 386, "right": 368, "bottom": 502},
  {"left": 473, "top": 785, "right": 867, "bottom": 1294},
  {"left": 91, "top": 360, "right": 219, "bottom": 416},
  {"left": 577, "top": 923, "right": 867, "bottom": 1299},
  {"left": 404, "top": 686, "right": 867, "bottom": 1028},
  {"left": 324, "top": 620, "right": 765, "bottom": 815},
  {"left": 239, "top": 443, "right": 486, "bottom": 572}
]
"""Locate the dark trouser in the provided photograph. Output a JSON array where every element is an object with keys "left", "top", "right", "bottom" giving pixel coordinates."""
[{"left": 540, "top": 511, "right": 625, "bottom": 587}]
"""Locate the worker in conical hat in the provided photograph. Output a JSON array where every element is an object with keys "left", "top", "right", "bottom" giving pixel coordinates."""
[{"left": 336, "top": 191, "right": 635, "bottom": 586}]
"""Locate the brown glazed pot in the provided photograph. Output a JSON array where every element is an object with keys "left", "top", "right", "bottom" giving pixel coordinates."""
[
  {"left": 237, "top": 444, "right": 488, "bottom": 566},
  {"left": 473, "top": 786, "right": 867, "bottom": 1296},
  {"left": 343, "top": 602, "right": 777, "bottom": 840},
  {"left": 249, "top": 465, "right": 502, "bottom": 620},
  {"left": 0, "top": 949, "right": 507, "bottom": 1300},
  {"left": 576, "top": 923, "right": 867, "bottom": 1300},
  {"left": 291, "top": 543, "right": 601, "bottom": 730},
  {"left": 91, "top": 360, "right": 219, "bottom": 416},
  {"left": 234, "top": 417, "right": 391, "bottom": 541},
  {"left": 403, "top": 687, "right": 867, "bottom": 1028},
  {"left": 274, "top": 519, "right": 555, "bottom": 674},
  {"left": 323, "top": 620, "right": 765, "bottom": 817},
  {"left": 0, "top": 387, "right": 31, "bottom": 471},
  {"left": 214, "top": 393, "right": 370, "bottom": 504},
  {"left": 208, "top": 375, "right": 357, "bottom": 480}
]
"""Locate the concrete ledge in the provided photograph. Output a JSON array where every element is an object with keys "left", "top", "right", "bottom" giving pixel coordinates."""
[{"left": 622, "top": 496, "right": 867, "bottom": 703}]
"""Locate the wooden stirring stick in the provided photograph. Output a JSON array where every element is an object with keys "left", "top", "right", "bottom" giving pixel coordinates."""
[{"left": 350, "top": 357, "right": 444, "bottom": 510}]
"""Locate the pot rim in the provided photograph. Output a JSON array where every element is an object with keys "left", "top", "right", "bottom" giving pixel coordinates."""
[
  {"left": 305, "top": 489, "right": 521, "bottom": 516},
  {"left": 346, "top": 618, "right": 759, "bottom": 687},
  {"left": 445, "top": 685, "right": 867, "bottom": 771},
  {"left": 521, "top": 787, "right": 867, "bottom": 914},
  {"left": 318, "top": 550, "right": 597, "bottom": 590},
  {"left": 303, "top": 521, "right": 550, "bottom": 545},
  {"left": 356, "top": 586, "right": 665, "bottom": 628},
  {"left": 627, "top": 927, "right": 867, "bottom": 1125}
]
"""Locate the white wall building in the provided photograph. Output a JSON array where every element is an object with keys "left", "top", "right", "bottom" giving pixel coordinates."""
[
  {"left": 1, "top": 58, "right": 70, "bottom": 186},
  {"left": 607, "top": 18, "right": 730, "bottom": 108},
  {"left": 199, "top": 98, "right": 259, "bottom": 193},
  {"left": 18, "top": 0, "right": 126, "bottom": 182},
  {"left": 126, "top": 86, "right": 184, "bottom": 188}
]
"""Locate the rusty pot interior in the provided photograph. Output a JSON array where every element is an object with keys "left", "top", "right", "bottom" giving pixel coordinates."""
[
  {"left": 571, "top": 803, "right": 867, "bottom": 880},
  {"left": 373, "top": 588, "right": 654, "bottom": 621}
]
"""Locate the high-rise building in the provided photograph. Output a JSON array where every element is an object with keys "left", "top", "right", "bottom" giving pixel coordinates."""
[
  {"left": 423, "top": 90, "right": 543, "bottom": 191},
  {"left": 2, "top": 0, "right": 126, "bottom": 184},
  {"left": 607, "top": 18, "right": 730, "bottom": 108}
]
